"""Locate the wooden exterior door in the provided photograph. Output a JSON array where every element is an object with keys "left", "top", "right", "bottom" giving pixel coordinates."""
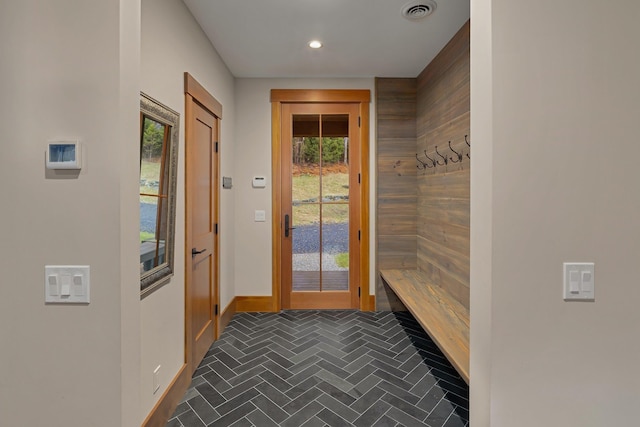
[
  {"left": 185, "top": 74, "right": 221, "bottom": 374},
  {"left": 280, "top": 102, "right": 361, "bottom": 309}
]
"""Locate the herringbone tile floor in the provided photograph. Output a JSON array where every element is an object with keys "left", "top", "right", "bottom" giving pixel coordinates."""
[{"left": 166, "top": 311, "right": 469, "bottom": 427}]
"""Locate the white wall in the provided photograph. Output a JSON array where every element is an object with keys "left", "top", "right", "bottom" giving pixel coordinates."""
[
  {"left": 0, "top": 1, "right": 140, "bottom": 426},
  {"left": 234, "top": 78, "right": 376, "bottom": 297},
  {"left": 140, "top": 0, "right": 236, "bottom": 418},
  {"left": 471, "top": 0, "right": 640, "bottom": 425}
]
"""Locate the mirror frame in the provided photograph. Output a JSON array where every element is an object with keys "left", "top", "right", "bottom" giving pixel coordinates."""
[{"left": 140, "top": 92, "right": 180, "bottom": 297}]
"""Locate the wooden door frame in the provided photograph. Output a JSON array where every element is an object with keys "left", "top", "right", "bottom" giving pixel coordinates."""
[
  {"left": 184, "top": 72, "right": 222, "bottom": 374},
  {"left": 270, "top": 89, "right": 372, "bottom": 312}
]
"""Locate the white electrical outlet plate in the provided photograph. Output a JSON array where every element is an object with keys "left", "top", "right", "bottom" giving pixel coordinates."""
[
  {"left": 153, "top": 365, "right": 161, "bottom": 394},
  {"left": 45, "top": 265, "right": 90, "bottom": 304},
  {"left": 563, "top": 262, "right": 595, "bottom": 301}
]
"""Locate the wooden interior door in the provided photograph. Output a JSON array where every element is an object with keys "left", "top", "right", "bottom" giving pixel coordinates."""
[
  {"left": 280, "top": 102, "right": 361, "bottom": 309},
  {"left": 185, "top": 93, "right": 219, "bottom": 373}
]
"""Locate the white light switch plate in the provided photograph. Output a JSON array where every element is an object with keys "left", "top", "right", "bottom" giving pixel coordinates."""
[
  {"left": 563, "top": 262, "right": 594, "bottom": 301},
  {"left": 254, "top": 210, "right": 266, "bottom": 222},
  {"left": 45, "top": 265, "right": 90, "bottom": 304}
]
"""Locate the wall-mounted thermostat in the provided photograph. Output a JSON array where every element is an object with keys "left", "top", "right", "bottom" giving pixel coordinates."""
[
  {"left": 252, "top": 176, "right": 266, "bottom": 188},
  {"left": 222, "top": 176, "right": 232, "bottom": 189},
  {"left": 46, "top": 141, "right": 81, "bottom": 170}
]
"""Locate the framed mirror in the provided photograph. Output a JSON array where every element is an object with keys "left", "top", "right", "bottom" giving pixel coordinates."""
[{"left": 139, "top": 93, "right": 179, "bottom": 296}]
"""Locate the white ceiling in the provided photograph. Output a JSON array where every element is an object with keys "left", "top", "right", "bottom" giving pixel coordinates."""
[{"left": 182, "top": 0, "right": 470, "bottom": 78}]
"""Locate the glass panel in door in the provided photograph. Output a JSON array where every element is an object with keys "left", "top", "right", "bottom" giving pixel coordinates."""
[{"left": 291, "top": 113, "right": 349, "bottom": 292}]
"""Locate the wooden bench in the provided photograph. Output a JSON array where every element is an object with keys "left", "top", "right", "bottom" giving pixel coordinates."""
[{"left": 380, "top": 269, "right": 469, "bottom": 384}]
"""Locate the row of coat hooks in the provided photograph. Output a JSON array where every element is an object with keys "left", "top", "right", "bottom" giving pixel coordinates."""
[{"left": 416, "top": 135, "right": 470, "bottom": 170}]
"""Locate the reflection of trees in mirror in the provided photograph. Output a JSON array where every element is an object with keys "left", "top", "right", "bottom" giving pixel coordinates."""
[{"left": 142, "top": 117, "right": 165, "bottom": 159}]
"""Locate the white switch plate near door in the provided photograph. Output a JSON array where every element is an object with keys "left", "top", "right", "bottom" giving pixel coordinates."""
[
  {"left": 45, "top": 265, "right": 90, "bottom": 304},
  {"left": 563, "top": 262, "right": 594, "bottom": 301}
]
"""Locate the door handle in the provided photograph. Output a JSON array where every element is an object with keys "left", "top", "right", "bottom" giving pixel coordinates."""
[
  {"left": 284, "top": 214, "right": 296, "bottom": 238},
  {"left": 191, "top": 248, "right": 206, "bottom": 257}
]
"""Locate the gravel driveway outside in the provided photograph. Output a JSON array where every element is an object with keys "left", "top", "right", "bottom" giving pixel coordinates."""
[{"left": 293, "top": 223, "right": 349, "bottom": 254}]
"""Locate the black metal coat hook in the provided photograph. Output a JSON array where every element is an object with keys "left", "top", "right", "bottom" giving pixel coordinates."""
[
  {"left": 465, "top": 134, "right": 471, "bottom": 159},
  {"left": 435, "top": 146, "right": 448, "bottom": 166},
  {"left": 448, "top": 141, "right": 462, "bottom": 163},
  {"left": 415, "top": 153, "right": 428, "bottom": 170},
  {"left": 424, "top": 150, "right": 436, "bottom": 168}
]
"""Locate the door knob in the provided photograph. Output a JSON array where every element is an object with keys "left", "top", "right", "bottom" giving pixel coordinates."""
[{"left": 191, "top": 248, "right": 206, "bottom": 256}]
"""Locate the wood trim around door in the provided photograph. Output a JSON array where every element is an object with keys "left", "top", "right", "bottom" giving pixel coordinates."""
[{"left": 271, "top": 89, "right": 371, "bottom": 312}]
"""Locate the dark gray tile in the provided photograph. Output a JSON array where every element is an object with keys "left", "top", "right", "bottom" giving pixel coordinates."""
[
  {"left": 215, "top": 350, "right": 242, "bottom": 369},
  {"left": 371, "top": 414, "right": 398, "bottom": 427},
  {"left": 316, "top": 393, "right": 359, "bottom": 423},
  {"left": 206, "top": 361, "right": 236, "bottom": 381},
  {"left": 378, "top": 380, "right": 421, "bottom": 405},
  {"left": 255, "top": 381, "right": 291, "bottom": 407},
  {"left": 353, "top": 400, "right": 391, "bottom": 427},
  {"left": 370, "top": 358, "right": 408, "bottom": 379},
  {"left": 166, "top": 311, "right": 468, "bottom": 427},
  {"left": 316, "top": 350, "right": 349, "bottom": 368},
  {"left": 350, "top": 384, "right": 386, "bottom": 413},
  {"left": 196, "top": 382, "right": 226, "bottom": 408},
  {"left": 283, "top": 387, "right": 323, "bottom": 414},
  {"left": 286, "top": 376, "right": 321, "bottom": 400},
  {"left": 286, "top": 363, "right": 322, "bottom": 386},
  {"left": 425, "top": 397, "right": 456, "bottom": 426},
  {"left": 193, "top": 364, "right": 212, "bottom": 378},
  {"left": 215, "top": 388, "right": 260, "bottom": 416},
  {"left": 316, "top": 408, "right": 351, "bottom": 427},
  {"left": 177, "top": 409, "right": 205, "bottom": 427},
  {"left": 172, "top": 401, "right": 190, "bottom": 418},
  {"left": 410, "top": 371, "right": 438, "bottom": 396},
  {"left": 345, "top": 362, "right": 378, "bottom": 386},
  {"left": 257, "top": 370, "right": 291, "bottom": 393},
  {"left": 288, "top": 354, "right": 321, "bottom": 374},
  {"left": 202, "top": 369, "right": 231, "bottom": 393},
  {"left": 250, "top": 393, "right": 288, "bottom": 423},
  {"left": 299, "top": 415, "right": 327, "bottom": 427},
  {"left": 227, "top": 417, "right": 253, "bottom": 427},
  {"left": 316, "top": 359, "right": 350, "bottom": 378},
  {"left": 165, "top": 418, "right": 183, "bottom": 427},
  {"left": 209, "top": 402, "right": 256, "bottom": 427},
  {"left": 349, "top": 372, "right": 382, "bottom": 398},
  {"left": 443, "top": 412, "right": 468, "bottom": 427},
  {"left": 221, "top": 376, "right": 262, "bottom": 401},
  {"left": 261, "top": 359, "right": 294, "bottom": 380},
  {"left": 372, "top": 368, "right": 414, "bottom": 390},
  {"left": 380, "top": 392, "right": 428, "bottom": 421},
  {"left": 229, "top": 358, "right": 267, "bottom": 379},
  {"left": 417, "top": 384, "right": 446, "bottom": 413},
  {"left": 315, "top": 380, "right": 356, "bottom": 406},
  {"left": 180, "top": 387, "right": 200, "bottom": 403},
  {"left": 314, "top": 368, "right": 354, "bottom": 393},
  {"left": 385, "top": 406, "right": 426, "bottom": 427},
  {"left": 187, "top": 395, "right": 218, "bottom": 425},
  {"left": 265, "top": 350, "right": 296, "bottom": 369},
  {"left": 281, "top": 401, "right": 324, "bottom": 427},
  {"left": 245, "top": 408, "right": 279, "bottom": 427}
]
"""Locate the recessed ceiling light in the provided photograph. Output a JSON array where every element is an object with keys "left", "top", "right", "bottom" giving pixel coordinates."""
[{"left": 308, "top": 40, "right": 323, "bottom": 49}]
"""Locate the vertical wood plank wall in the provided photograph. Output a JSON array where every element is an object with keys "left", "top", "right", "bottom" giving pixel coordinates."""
[
  {"left": 416, "top": 21, "right": 470, "bottom": 309},
  {"left": 375, "top": 21, "right": 470, "bottom": 311},
  {"left": 375, "top": 78, "right": 417, "bottom": 310}
]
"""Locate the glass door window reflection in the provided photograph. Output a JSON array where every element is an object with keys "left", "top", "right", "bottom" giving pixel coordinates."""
[{"left": 291, "top": 114, "right": 350, "bottom": 292}]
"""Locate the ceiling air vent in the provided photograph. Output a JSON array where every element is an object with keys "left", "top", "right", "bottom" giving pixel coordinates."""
[{"left": 401, "top": 1, "right": 437, "bottom": 20}]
